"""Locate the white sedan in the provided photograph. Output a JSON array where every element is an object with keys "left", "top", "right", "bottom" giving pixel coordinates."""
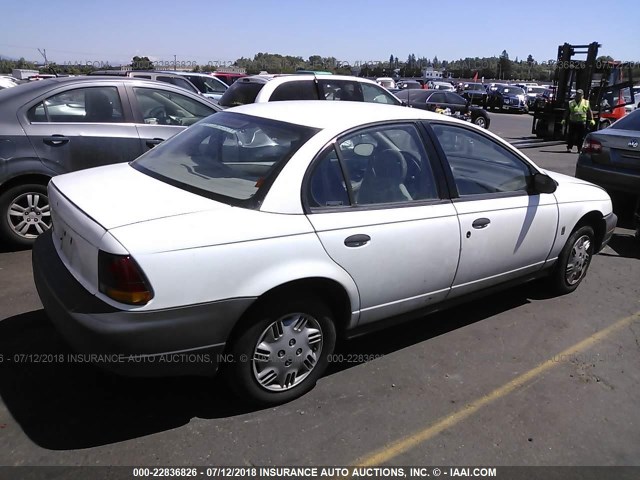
[{"left": 33, "top": 101, "right": 617, "bottom": 405}]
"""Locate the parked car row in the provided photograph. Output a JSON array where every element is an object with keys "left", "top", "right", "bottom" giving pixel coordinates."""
[{"left": 394, "top": 89, "right": 490, "bottom": 129}]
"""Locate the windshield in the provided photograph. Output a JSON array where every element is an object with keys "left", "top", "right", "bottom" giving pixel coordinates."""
[
  {"left": 132, "top": 112, "right": 318, "bottom": 206},
  {"left": 610, "top": 109, "right": 640, "bottom": 131},
  {"left": 500, "top": 87, "right": 525, "bottom": 95},
  {"left": 466, "top": 84, "right": 484, "bottom": 91},
  {"left": 527, "top": 87, "right": 546, "bottom": 94},
  {"left": 218, "top": 81, "right": 265, "bottom": 107}
]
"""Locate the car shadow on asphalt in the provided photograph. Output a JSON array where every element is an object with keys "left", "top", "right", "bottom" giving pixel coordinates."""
[
  {"left": 600, "top": 233, "right": 640, "bottom": 259},
  {"left": 0, "top": 282, "right": 548, "bottom": 450},
  {"left": 0, "top": 243, "right": 30, "bottom": 254},
  {"left": 0, "top": 310, "right": 249, "bottom": 450}
]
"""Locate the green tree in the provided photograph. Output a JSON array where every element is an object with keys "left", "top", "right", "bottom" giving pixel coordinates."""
[
  {"left": 498, "top": 50, "right": 511, "bottom": 79},
  {"left": 131, "top": 56, "right": 154, "bottom": 70}
]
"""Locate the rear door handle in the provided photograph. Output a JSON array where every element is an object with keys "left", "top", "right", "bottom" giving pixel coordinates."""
[
  {"left": 145, "top": 138, "right": 164, "bottom": 148},
  {"left": 43, "top": 135, "right": 69, "bottom": 146},
  {"left": 344, "top": 234, "right": 370, "bottom": 247},
  {"left": 472, "top": 218, "right": 491, "bottom": 229}
]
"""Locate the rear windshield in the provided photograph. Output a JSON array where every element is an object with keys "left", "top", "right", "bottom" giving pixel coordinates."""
[
  {"left": 218, "top": 81, "right": 264, "bottom": 107},
  {"left": 610, "top": 110, "right": 640, "bottom": 130},
  {"left": 132, "top": 112, "right": 318, "bottom": 206}
]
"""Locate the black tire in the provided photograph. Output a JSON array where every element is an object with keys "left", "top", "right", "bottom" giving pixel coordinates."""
[
  {"left": 473, "top": 115, "right": 488, "bottom": 129},
  {"left": 599, "top": 120, "right": 611, "bottom": 130},
  {"left": 225, "top": 296, "right": 336, "bottom": 406},
  {"left": 549, "top": 225, "right": 595, "bottom": 295},
  {"left": 0, "top": 183, "right": 51, "bottom": 247}
]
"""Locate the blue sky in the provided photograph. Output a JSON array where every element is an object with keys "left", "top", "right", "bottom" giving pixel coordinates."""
[{"left": 1, "top": 0, "right": 637, "bottom": 66}]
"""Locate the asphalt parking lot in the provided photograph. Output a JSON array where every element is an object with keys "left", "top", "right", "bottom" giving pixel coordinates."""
[{"left": 0, "top": 112, "right": 639, "bottom": 469}]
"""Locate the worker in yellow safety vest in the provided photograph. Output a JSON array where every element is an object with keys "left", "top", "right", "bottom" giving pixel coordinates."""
[{"left": 561, "top": 89, "right": 595, "bottom": 153}]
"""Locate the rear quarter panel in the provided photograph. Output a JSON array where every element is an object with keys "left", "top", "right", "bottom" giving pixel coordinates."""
[{"left": 108, "top": 211, "right": 360, "bottom": 313}]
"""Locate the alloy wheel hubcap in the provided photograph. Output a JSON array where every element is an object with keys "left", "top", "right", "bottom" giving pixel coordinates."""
[
  {"left": 8, "top": 192, "right": 51, "bottom": 239},
  {"left": 565, "top": 234, "right": 591, "bottom": 285},
  {"left": 252, "top": 313, "right": 323, "bottom": 392}
]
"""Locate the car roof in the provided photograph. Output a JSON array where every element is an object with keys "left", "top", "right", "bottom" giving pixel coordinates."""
[
  {"left": 156, "top": 71, "right": 219, "bottom": 78},
  {"left": 226, "top": 100, "right": 442, "bottom": 130},
  {"left": 0, "top": 76, "right": 219, "bottom": 109},
  {"left": 233, "top": 74, "right": 383, "bottom": 87}
]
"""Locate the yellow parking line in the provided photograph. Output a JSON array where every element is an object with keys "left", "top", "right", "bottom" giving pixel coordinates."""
[{"left": 353, "top": 310, "right": 640, "bottom": 467}]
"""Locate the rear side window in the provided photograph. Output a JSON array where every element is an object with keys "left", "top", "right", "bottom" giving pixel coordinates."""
[
  {"left": 218, "top": 81, "right": 265, "bottom": 107},
  {"left": 270, "top": 81, "right": 317, "bottom": 101},
  {"left": 27, "top": 86, "right": 124, "bottom": 123}
]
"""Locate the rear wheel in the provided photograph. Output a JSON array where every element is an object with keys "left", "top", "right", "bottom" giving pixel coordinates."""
[
  {"left": 225, "top": 296, "right": 336, "bottom": 405},
  {"left": 473, "top": 115, "right": 488, "bottom": 129},
  {"left": 0, "top": 184, "right": 51, "bottom": 247},
  {"left": 549, "top": 226, "right": 595, "bottom": 295}
]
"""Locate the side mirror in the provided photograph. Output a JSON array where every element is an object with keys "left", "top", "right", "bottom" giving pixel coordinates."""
[{"left": 532, "top": 173, "right": 557, "bottom": 194}]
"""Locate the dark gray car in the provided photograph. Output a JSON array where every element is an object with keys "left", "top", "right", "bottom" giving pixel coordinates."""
[
  {"left": 0, "top": 76, "right": 221, "bottom": 246},
  {"left": 575, "top": 109, "right": 640, "bottom": 199}
]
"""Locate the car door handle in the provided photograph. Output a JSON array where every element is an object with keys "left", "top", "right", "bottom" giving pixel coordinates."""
[
  {"left": 145, "top": 138, "right": 164, "bottom": 148},
  {"left": 472, "top": 218, "right": 491, "bottom": 229},
  {"left": 43, "top": 135, "right": 69, "bottom": 146},
  {"left": 344, "top": 234, "right": 371, "bottom": 247}
]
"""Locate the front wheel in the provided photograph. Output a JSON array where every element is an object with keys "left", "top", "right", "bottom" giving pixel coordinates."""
[
  {"left": 225, "top": 296, "right": 336, "bottom": 405},
  {"left": 0, "top": 183, "right": 51, "bottom": 247},
  {"left": 549, "top": 226, "right": 595, "bottom": 295}
]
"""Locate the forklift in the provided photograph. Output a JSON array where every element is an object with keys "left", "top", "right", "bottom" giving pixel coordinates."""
[{"left": 531, "top": 42, "right": 636, "bottom": 140}]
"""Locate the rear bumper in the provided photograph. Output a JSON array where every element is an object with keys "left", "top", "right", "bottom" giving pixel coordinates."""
[
  {"left": 575, "top": 156, "right": 640, "bottom": 195},
  {"left": 32, "top": 230, "right": 256, "bottom": 377}
]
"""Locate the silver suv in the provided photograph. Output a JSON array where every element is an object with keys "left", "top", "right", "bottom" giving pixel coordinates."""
[{"left": 89, "top": 70, "right": 201, "bottom": 96}]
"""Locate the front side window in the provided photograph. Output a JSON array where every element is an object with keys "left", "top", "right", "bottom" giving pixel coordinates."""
[
  {"left": 431, "top": 123, "right": 532, "bottom": 196},
  {"left": 307, "top": 123, "right": 439, "bottom": 207},
  {"left": 28, "top": 86, "right": 123, "bottom": 123},
  {"left": 270, "top": 81, "right": 317, "bottom": 101},
  {"left": 133, "top": 112, "right": 318, "bottom": 205},
  {"left": 132, "top": 87, "right": 215, "bottom": 126},
  {"left": 361, "top": 83, "right": 402, "bottom": 105}
]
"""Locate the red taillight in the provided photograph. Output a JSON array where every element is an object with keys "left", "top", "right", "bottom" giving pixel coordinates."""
[
  {"left": 581, "top": 136, "right": 602, "bottom": 154},
  {"left": 98, "top": 250, "right": 153, "bottom": 305}
]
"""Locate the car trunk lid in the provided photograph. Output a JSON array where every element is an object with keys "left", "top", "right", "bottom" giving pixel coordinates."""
[
  {"left": 589, "top": 129, "right": 640, "bottom": 170},
  {"left": 49, "top": 163, "right": 230, "bottom": 230},
  {"left": 48, "top": 163, "right": 233, "bottom": 294}
]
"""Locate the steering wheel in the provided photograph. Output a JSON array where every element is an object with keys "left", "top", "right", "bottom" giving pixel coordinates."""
[
  {"left": 147, "top": 106, "right": 182, "bottom": 126},
  {"left": 148, "top": 106, "right": 165, "bottom": 118},
  {"left": 377, "top": 149, "right": 407, "bottom": 180}
]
